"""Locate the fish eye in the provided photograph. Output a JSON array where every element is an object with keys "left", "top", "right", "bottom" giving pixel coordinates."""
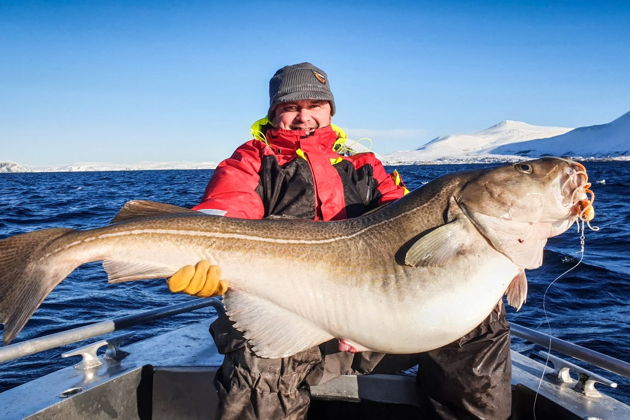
[{"left": 514, "top": 163, "right": 533, "bottom": 174}]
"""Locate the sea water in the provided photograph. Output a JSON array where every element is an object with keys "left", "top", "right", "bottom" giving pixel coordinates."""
[{"left": 1, "top": 162, "right": 628, "bottom": 403}]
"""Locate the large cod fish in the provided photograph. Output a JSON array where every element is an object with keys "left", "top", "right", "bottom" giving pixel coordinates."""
[{"left": 0, "top": 157, "right": 595, "bottom": 357}]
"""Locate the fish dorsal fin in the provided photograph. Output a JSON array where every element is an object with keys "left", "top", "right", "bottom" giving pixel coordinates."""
[
  {"left": 404, "top": 218, "right": 477, "bottom": 267},
  {"left": 505, "top": 270, "right": 528, "bottom": 310},
  {"left": 264, "top": 214, "right": 300, "bottom": 220},
  {"left": 224, "top": 289, "right": 334, "bottom": 358},
  {"left": 111, "top": 200, "right": 200, "bottom": 224}
]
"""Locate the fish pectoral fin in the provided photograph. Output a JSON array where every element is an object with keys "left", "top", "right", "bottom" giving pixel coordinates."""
[
  {"left": 111, "top": 200, "right": 201, "bottom": 224},
  {"left": 224, "top": 290, "right": 334, "bottom": 359},
  {"left": 404, "top": 219, "right": 475, "bottom": 267},
  {"left": 505, "top": 270, "right": 528, "bottom": 311},
  {"left": 468, "top": 212, "right": 548, "bottom": 269}
]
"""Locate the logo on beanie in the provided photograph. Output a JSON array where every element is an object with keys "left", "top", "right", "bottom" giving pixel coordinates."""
[{"left": 312, "top": 70, "right": 326, "bottom": 84}]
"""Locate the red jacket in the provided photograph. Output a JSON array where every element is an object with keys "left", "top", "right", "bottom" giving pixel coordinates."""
[{"left": 193, "top": 125, "right": 406, "bottom": 221}]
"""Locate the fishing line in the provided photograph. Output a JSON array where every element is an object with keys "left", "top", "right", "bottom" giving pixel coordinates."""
[
  {"left": 531, "top": 164, "right": 600, "bottom": 418},
  {"left": 531, "top": 218, "right": 598, "bottom": 419}
]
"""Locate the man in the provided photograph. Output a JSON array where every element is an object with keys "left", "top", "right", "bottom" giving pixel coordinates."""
[{"left": 169, "top": 63, "right": 512, "bottom": 419}]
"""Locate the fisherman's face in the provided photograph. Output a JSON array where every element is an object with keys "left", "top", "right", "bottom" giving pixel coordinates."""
[{"left": 271, "top": 100, "right": 332, "bottom": 134}]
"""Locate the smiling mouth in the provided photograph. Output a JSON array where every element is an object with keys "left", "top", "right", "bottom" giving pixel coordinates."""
[{"left": 291, "top": 125, "right": 318, "bottom": 132}]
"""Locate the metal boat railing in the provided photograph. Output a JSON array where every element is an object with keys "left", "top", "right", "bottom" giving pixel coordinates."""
[
  {"left": 1, "top": 300, "right": 629, "bottom": 383},
  {"left": 510, "top": 322, "right": 630, "bottom": 380},
  {"left": 0, "top": 298, "right": 225, "bottom": 364}
]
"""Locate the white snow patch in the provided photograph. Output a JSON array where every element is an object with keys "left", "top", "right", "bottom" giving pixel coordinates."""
[
  {"left": 0, "top": 161, "right": 32, "bottom": 173},
  {"left": 383, "top": 111, "right": 630, "bottom": 165},
  {"left": 384, "top": 120, "right": 572, "bottom": 165},
  {"left": 492, "top": 111, "right": 630, "bottom": 158}
]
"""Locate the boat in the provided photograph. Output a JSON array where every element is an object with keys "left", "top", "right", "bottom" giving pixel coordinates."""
[{"left": 1, "top": 299, "right": 629, "bottom": 419}]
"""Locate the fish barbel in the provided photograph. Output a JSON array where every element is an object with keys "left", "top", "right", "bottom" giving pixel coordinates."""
[{"left": 0, "top": 157, "right": 594, "bottom": 357}]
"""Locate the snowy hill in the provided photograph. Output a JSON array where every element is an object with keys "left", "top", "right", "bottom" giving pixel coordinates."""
[
  {"left": 383, "top": 111, "right": 630, "bottom": 165},
  {"left": 492, "top": 111, "right": 630, "bottom": 158},
  {"left": 0, "top": 162, "right": 31, "bottom": 173},
  {"left": 383, "top": 120, "right": 573, "bottom": 165}
]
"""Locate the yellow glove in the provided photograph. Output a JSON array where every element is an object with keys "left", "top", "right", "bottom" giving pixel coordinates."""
[{"left": 167, "top": 260, "right": 228, "bottom": 297}]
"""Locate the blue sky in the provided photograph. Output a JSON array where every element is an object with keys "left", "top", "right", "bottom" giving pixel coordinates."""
[{"left": 1, "top": 0, "right": 629, "bottom": 166}]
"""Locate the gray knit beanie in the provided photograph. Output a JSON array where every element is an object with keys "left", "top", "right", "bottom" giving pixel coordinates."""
[{"left": 268, "top": 62, "right": 336, "bottom": 118}]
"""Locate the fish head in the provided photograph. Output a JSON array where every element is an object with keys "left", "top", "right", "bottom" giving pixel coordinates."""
[{"left": 456, "top": 157, "right": 594, "bottom": 269}]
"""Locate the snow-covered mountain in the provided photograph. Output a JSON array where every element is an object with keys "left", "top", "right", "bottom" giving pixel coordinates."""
[
  {"left": 383, "top": 111, "right": 630, "bottom": 165},
  {"left": 0, "top": 161, "right": 217, "bottom": 173},
  {"left": 383, "top": 120, "right": 573, "bottom": 164},
  {"left": 0, "top": 162, "right": 31, "bottom": 173},
  {"left": 492, "top": 111, "right": 630, "bottom": 158}
]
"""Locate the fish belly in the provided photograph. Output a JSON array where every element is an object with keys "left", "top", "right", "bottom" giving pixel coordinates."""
[{"left": 215, "top": 246, "right": 519, "bottom": 355}]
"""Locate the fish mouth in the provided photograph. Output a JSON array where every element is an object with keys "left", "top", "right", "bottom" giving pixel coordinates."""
[{"left": 561, "top": 160, "right": 595, "bottom": 222}]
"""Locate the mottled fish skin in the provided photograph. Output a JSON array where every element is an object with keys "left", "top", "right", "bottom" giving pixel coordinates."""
[{"left": 0, "top": 158, "right": 591, "bottom": 356}]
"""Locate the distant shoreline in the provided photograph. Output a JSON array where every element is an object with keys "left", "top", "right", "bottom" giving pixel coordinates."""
[
  {"left": 0, "top": 167, "right": 217, "bottom": 174},
  {"left": 0, "top": 162, "right": 218, "bottom": 174},
  {"left": 2, "top": 156, "right": 629, "bottom": 173}
]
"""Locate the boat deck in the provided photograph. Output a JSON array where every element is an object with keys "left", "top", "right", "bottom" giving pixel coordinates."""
[{"left": 1, "top": 320, "right": 628, "bottom": 419}]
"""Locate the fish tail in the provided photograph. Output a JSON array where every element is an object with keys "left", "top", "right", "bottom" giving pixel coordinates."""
[{"left": 0, "top": 228, "right": 76, "bottom": 344}]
